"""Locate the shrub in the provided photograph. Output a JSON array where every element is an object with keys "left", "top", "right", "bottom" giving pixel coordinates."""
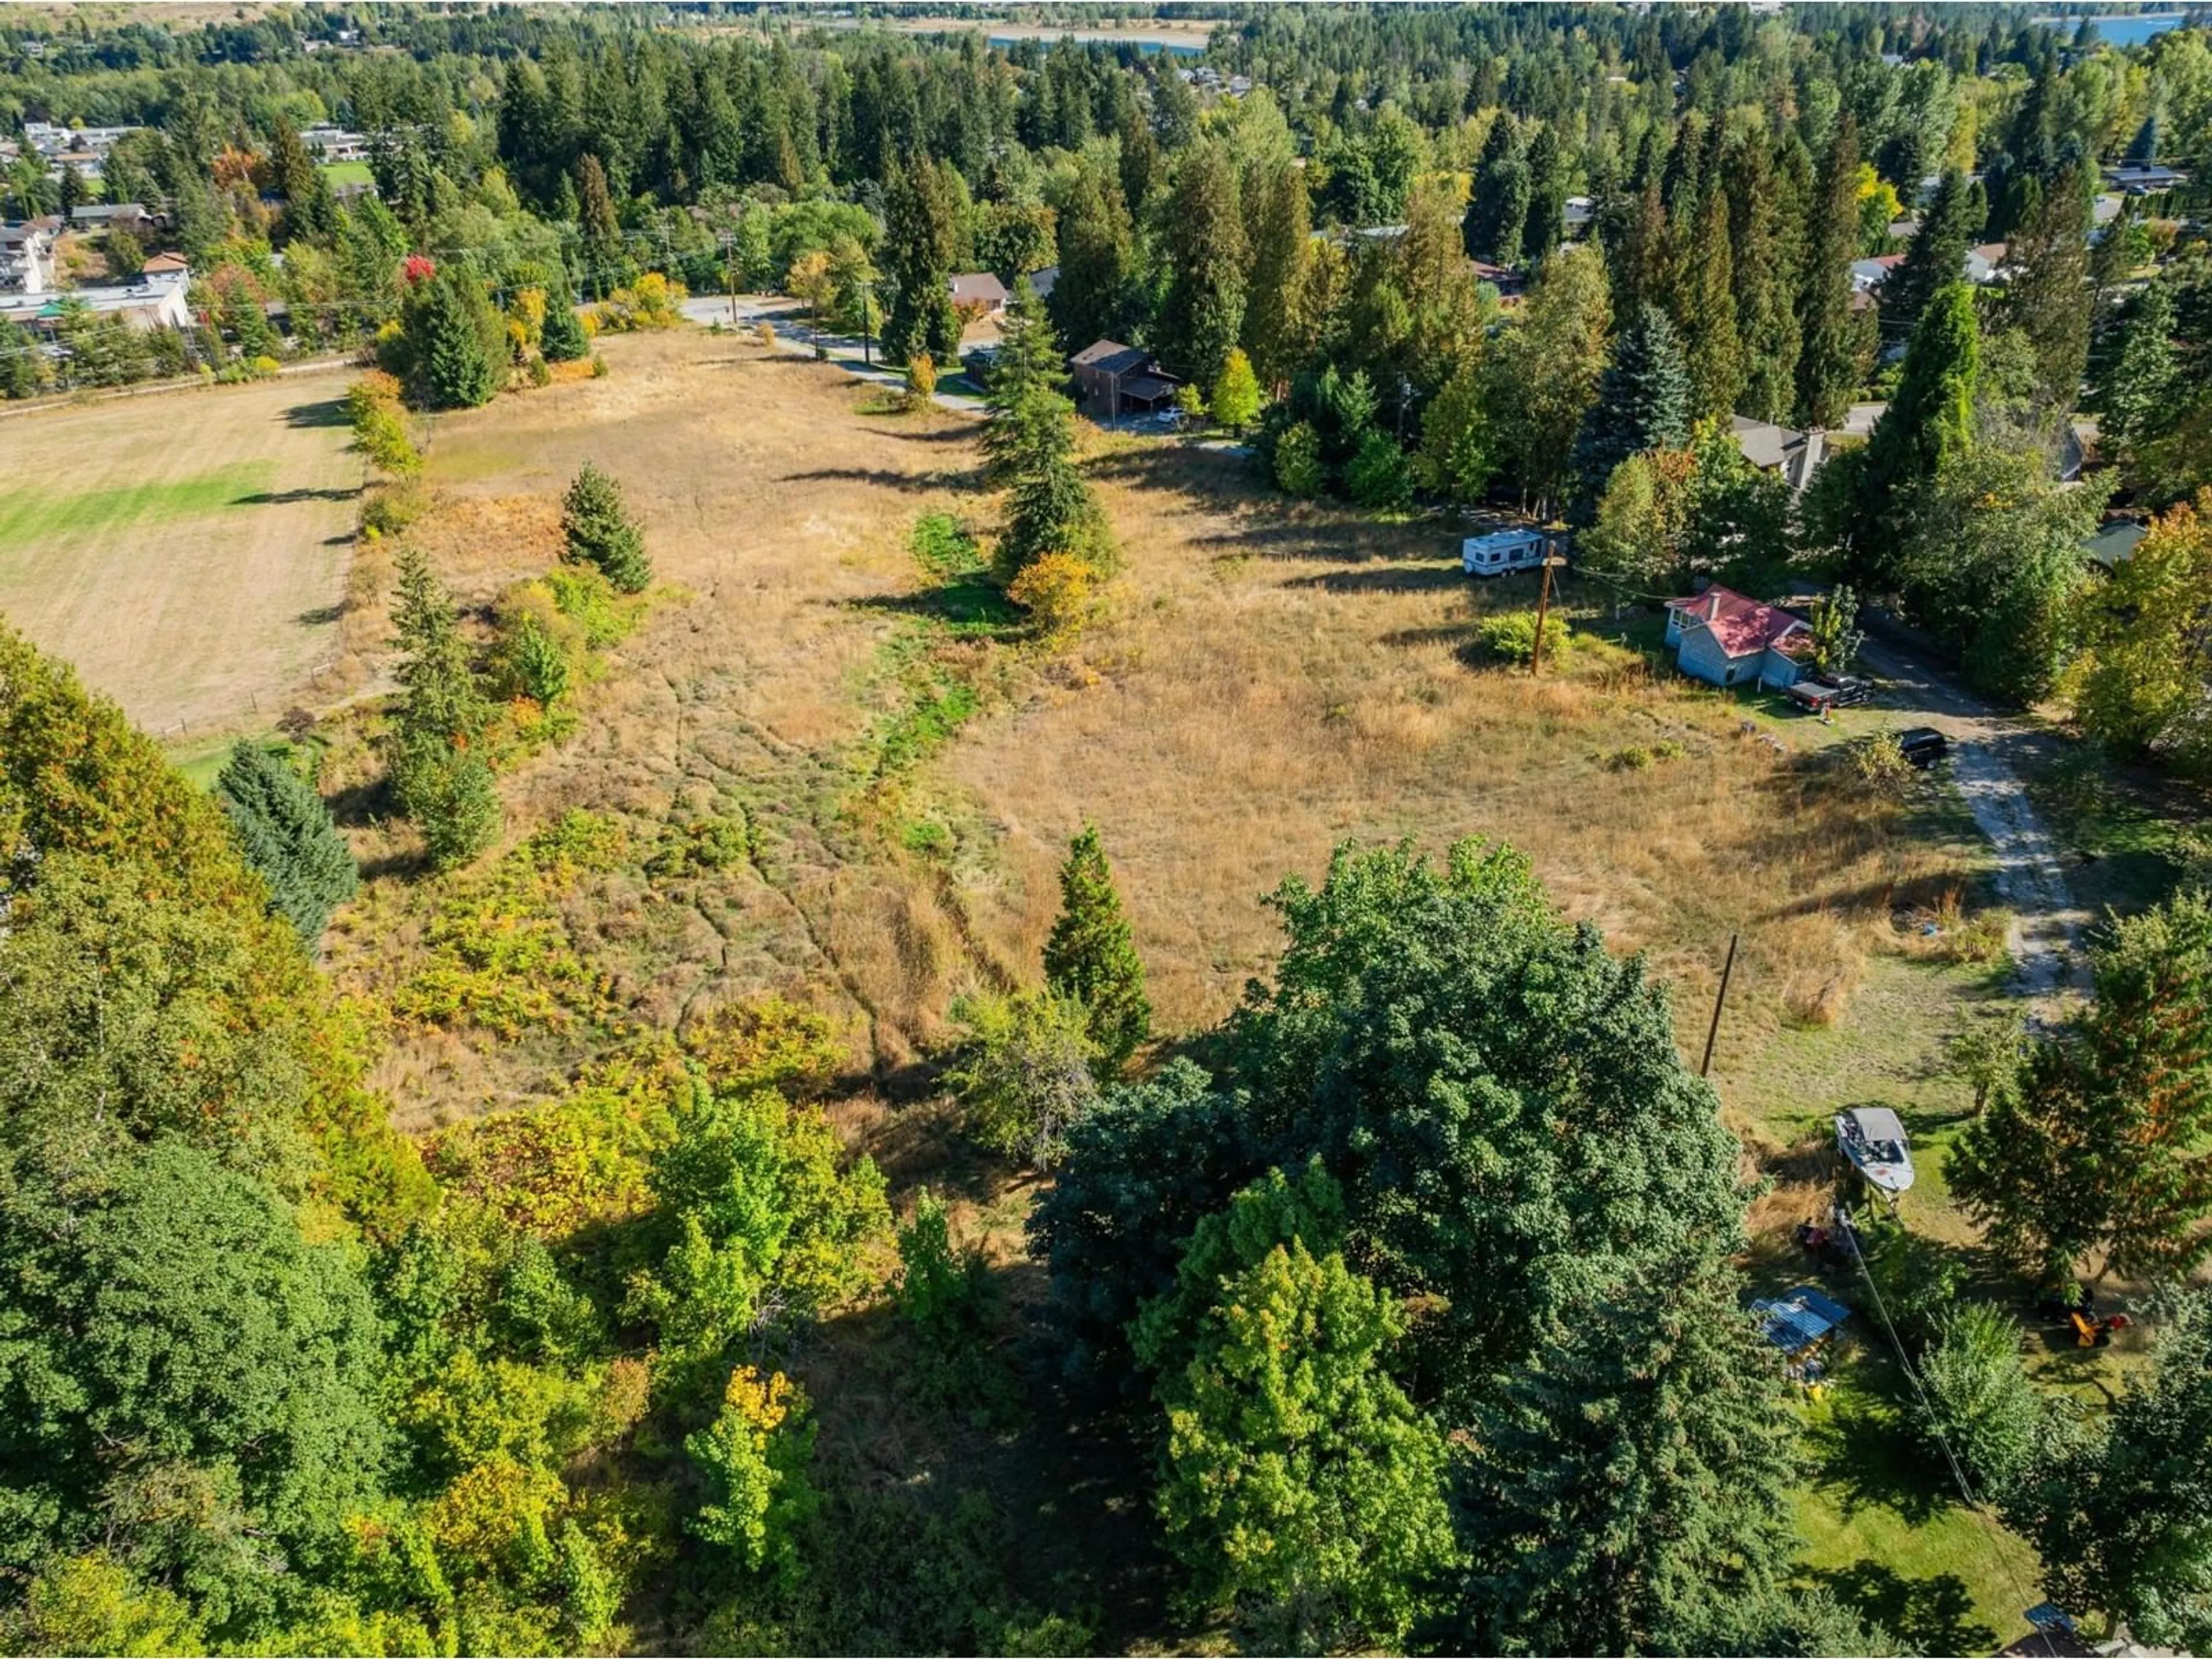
[
  {"left": 1850, "top": 731, "right": 1914, "bottom": 791},
  {"left": 685, "top": 1365, "right": 820, "bottom": 1589},
  {"left": 1609, "top": 744, "right": 1653, "bottom": 771},
  {"left": 589, "top": 354, "right": 609, "bottom": 378},
  {"left": 1346, "top": 429, "right": 1414, "bottom": 510},
  {"left": 679, "top": 995, "right": 847, "bottom": 1099},
  {"left": 906, "top": 351, "right": 938, "bottom": 410},
  {"left": 895, "top": 1189, "right": 1016, "bottom": 1421},
  {"left": 1274, "top": 419, "right": 1326, "bottom": 497},
  {"left": 594, "top": 271, "right": 687, "bottom": 332},
  {"left": 1918, "top": 1302, "right": 2042, "bottom": 1501},
  {"left": 755, "top": 320, "right": 778, "bottom": 350},
  {"left": 527, "top": 355, "right": 552, "bottom": 388},
  {"left": 347, "top": 373, "right": 420, "bottom": 476},
  {"left": 1479, "top": 610, "right": 1571, "bottom": 667},
  {"left": 945, "top": 989, "right": 1100, "bottom": 1168},
  {"left": 1007, "top": 551, "right": 1096, "bottom": 643}
]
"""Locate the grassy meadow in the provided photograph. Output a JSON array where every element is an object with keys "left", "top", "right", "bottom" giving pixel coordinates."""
[{"left": 43, "top": 323, "right": 2146, "bottom": 1647}]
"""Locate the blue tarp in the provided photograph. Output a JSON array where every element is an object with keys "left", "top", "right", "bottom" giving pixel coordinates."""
[{"left": 1751, "top": 1286, "right": 1851, "bottom": 1354}]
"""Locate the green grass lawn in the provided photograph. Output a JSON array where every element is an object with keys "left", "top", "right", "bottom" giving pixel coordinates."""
[
  {"left": 1793, "top": 1346, "right": 2046, "bottom": 1654},
  {"left": 319, "top": 159, "right": 374, "bottom": 188},
  {"left": 0, "top": 463, "right": 275, "bottom": 556}
]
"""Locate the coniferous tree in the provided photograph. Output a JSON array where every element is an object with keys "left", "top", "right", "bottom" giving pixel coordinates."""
[
  {"left": 1728, "top": 135, "right": 1806, "bottom": 425},
  {"left": 1849, "top": 281, "right": 1979, "bottom": 584},
  {"left": 1446, "top": 1252, "right": 1801, "bottom": 1656},
  {"left": 1050, "top": 161, "right": 1134, "bottom": 354},
  {"left": 1042, "top": 822, "right": 1151, "bottom": 1071},
  {"left": 1243, "top": 162, "right": 1313, "bottom": 389},
  {"left": 270, "top": 115, "right": 318, "bottom": 207},
  {"left": 1796, "top": 113, "right": 1865, "bottom": 430},
  {"left": 1154, "top": 143, "right": 1247, "bottom": 387},
  {"left": 1209, "top": 348, "right": 1262, "bottom": 433},
  {"left": 1520, "top": 122, "right": 1567, "bottom": 271},
  {"left": 2005, "top": 162, "right": 2095, "bottom": 415},
  {"left": 1952, "top": 892, "right": 2212, "bottom": 1281},
  {"left": 1887, "top": 166, "right": 1978, "bottom": 339},
  {"left": 215, "top": 741, "right": 359, "bottom": 942},
  {"left": 416, "top": 267, "right": 502, "bottom": 410},
  {"left": 384, "top": 544, "right": 499, "bottom": 869},
  {"left": 541, "top": 286, "right": 590, "bottom": 362},
  {"left": 2008, "top": 1289, "right": 2212, "bottom": 1656},
  {"left": 560, "top": 461, "right": 653, "bottom": 593},
  {"left": 1570, "top": 303, "right": 1692, "bottom": 512},
  {"left": 982, "top": 278, "right": 1060, "bottom": 425},
  {"left": 2098, "top": 283, "right": 2176, "bottom": 476},
  {"left": 882, "top": 157, "right": 961, "bottom": 366},
  {"left": 1679, "top": 186, "right": 1744, "bottom": 418},
  {"left": 1463, "top": 113, "right": 1528, "bottom": 267}
]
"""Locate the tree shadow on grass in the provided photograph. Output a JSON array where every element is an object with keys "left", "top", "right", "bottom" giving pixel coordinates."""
[
  {"left": 1805, "top": 1560, "right": 1997, "bottom": 1656},
  {"left": 1281, "top": 563, "right": 1465, "bottom": 594},
  {"left": 283, "top": 397, "right": 350, "bottom": 429},
  {"left": 779, "top": 464, "right": 986, "bottom": 495},
  {"left": 233, "top": 485, "right": 365, "bottom": 505},
  {"left": 1802, "top": 1372, "right": 1953, "bottom": 1528}
]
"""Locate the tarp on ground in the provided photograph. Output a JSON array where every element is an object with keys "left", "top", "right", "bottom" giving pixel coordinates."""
[{"left": 1751, "top": 1285, "right": 1851, "bottom": 1354}]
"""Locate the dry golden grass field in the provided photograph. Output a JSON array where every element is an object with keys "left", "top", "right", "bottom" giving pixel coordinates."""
[
  {"left": 301, "top": 328, "right": 2008, "bottom": 1233},
  {"left": 0, "top": 369, "right": 361, "bottom": 733}
]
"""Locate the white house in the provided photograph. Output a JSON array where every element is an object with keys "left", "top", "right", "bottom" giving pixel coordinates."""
[
  {"left": 1, "top": 220, "right": 59, "bottom": 294},
  {"left": 1664, "top": 585, "right": 1813, "bottom": 690}
]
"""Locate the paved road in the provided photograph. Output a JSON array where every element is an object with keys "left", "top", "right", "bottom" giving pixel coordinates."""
[
  {"left": 1857, "top": 637, "right": 2092, "bottom": 1008},
  {"left": 680, "top": 293, "right": 987, "bottom": 414}
]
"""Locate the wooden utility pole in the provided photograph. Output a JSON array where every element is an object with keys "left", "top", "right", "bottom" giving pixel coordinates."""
[
  {"left": 1699, "top": 932, "right": 1738, "bottom": 1079},
  {"left": 1529, "top": 552, "right": 1558, "bottom": 676}
]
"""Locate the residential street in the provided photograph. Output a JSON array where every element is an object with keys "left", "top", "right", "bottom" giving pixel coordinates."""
[{"left": 678, "top": 292, "right": 988, "bottom": 414}]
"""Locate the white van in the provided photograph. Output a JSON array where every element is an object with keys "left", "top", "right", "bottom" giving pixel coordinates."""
[{"left": 1461, "top": 529, "right": 1551, "bottom": 577}]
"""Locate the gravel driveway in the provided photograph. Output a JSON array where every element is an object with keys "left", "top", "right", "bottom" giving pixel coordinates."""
[{"left": 1856, "top": 638, "right": 2092, "bottom": 1007}]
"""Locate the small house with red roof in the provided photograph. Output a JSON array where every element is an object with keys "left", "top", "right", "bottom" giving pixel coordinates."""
[{"left": 1663, "top": 585, "right": 1814, "bottom": 690}]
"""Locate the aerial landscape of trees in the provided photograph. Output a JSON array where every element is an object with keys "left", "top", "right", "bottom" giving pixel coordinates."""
[{"left": 6, "top": 1, "right": 2212, "bottom": 1654}]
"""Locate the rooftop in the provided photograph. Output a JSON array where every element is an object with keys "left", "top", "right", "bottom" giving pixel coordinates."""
[{"left": 1666, "top": 584, "right": 1809, "bottom": 658}]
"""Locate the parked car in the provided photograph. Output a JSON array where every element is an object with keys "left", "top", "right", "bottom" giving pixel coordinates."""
[
  {"left": 1896, "top": 727, "right": 1949, "bottom": 768},
  {"left": 1787, "top": 674, "right": 1874, "bottom": 713}
]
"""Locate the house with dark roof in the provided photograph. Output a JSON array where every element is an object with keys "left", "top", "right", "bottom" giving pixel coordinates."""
[
  {"left": 1068, "top": 338, "right": 1179, "bottom": 418},
  {"left": 1663, "top": 585, "right": 1814, "bottom": 690},
  {"left": 1730, "top": 415, "right": 1827, "bottom": 495}
]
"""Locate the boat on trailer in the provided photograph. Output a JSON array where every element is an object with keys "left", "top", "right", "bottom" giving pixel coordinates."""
[{"left": 1835, "top": 1106, "right": 1914, "bottom": 1196}]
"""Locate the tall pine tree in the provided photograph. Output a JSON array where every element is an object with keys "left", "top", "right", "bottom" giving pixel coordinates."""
[
  {"left": 1886, "top": 166, "right": 1978, "bottom": 339},
  {"left": 2004, "top": 162, "right": 2095, "bottom": 415},
  {"left": 883, "top": 156, "right": 961, "bottom": 366},
  {"left": 560, "top": 461, "right": 653, "bottom": 593},
  {"left": 1849, "top": 281, "right": 1979, "bottom": 584},
  {"left": 1154, "top": 143, "right": 1247, "bottom": 387},
  {"left": 1795, "top": 113, "right": 1865, "bottom": 430}
]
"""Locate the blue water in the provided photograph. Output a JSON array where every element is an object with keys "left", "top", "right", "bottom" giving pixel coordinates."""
[
  {"left": 984, "top": 32, "right": 1202, "bottom": 56},
  {"left": 2036, "top": 12, "right": 2188, "bottom": 45}
]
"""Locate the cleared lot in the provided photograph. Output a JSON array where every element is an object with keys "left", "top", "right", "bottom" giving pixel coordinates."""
[{"left": 0, "top": 370, "right": 361, "bottom": 733}]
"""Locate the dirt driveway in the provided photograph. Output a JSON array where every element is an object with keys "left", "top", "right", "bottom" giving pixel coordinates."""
[{"left": 1857, "top": 637, "right": 2092, "bottom": 1008}]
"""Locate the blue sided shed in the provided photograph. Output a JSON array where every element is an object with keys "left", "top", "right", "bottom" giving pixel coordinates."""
[{"left": 1752, "top": 1286, "right": 1852, "bottom": 1356}]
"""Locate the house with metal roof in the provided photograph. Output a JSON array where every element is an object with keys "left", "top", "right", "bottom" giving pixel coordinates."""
[
  {"left": 1664, "top": 584, "right": 1815, "bottom": 690},
  {"left": 1068, "top": 338, "right": 1179, "bottom": 418}
]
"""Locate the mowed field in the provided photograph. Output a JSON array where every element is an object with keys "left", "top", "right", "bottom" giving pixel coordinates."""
[{"left": 0, "top": 370, "right": 361, "bottom": 733}]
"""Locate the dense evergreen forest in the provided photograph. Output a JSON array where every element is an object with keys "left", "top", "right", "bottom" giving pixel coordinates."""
[{"left": 7, "top": 5, "right": 2212, "bottom": 1656}]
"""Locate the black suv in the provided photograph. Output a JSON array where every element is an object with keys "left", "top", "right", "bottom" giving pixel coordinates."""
[{"left": 1896, "top": 728, "right": 1949, "bottom": 768}]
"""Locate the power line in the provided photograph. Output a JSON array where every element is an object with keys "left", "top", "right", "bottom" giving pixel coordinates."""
[{"left": 1835, "top": 1209, "right": 2056, "bottom": 1637}]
